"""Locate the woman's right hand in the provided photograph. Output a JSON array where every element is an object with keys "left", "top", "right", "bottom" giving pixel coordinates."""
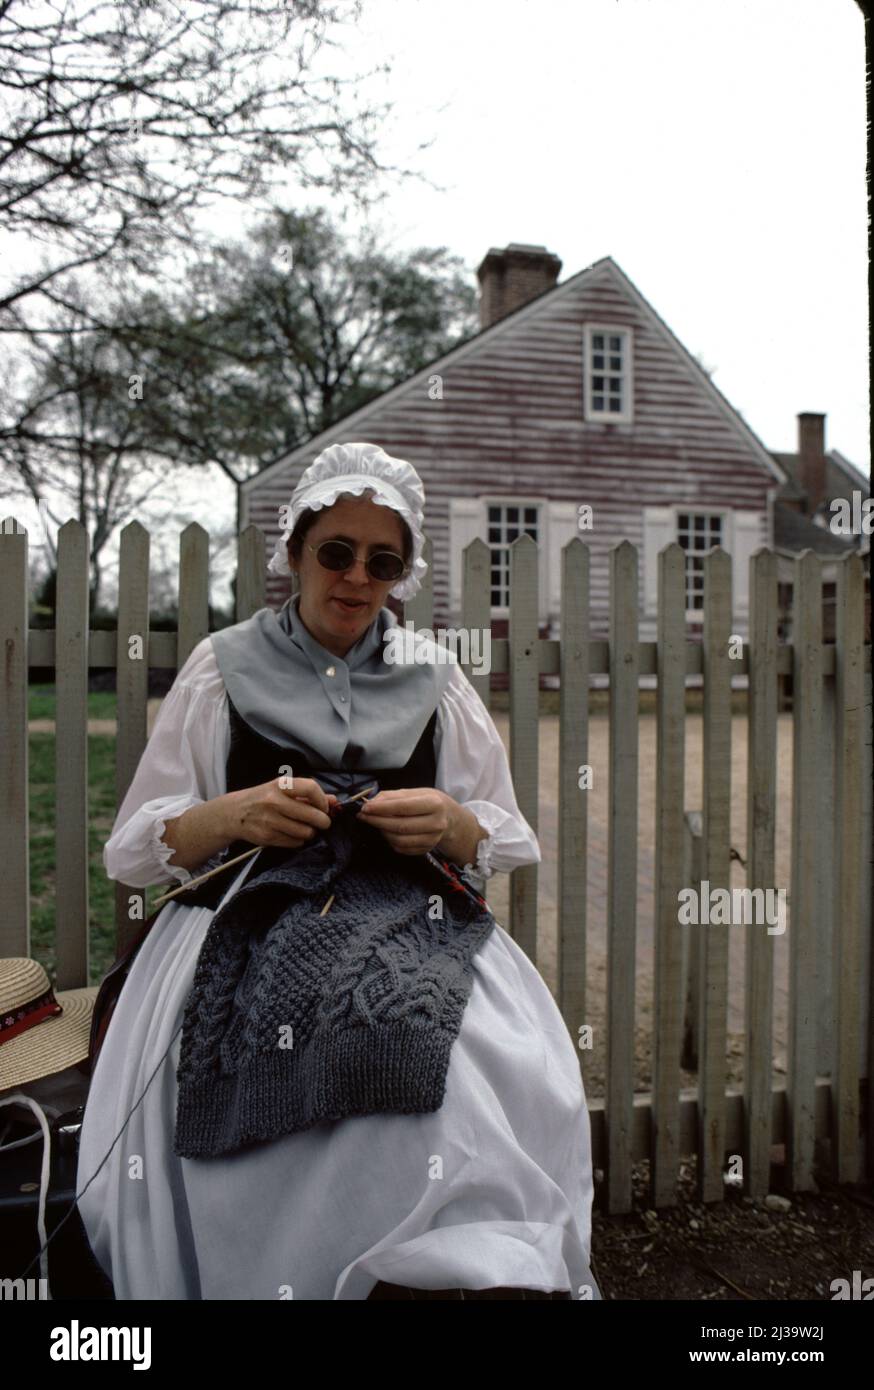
[{"left": 225, "top": 777, "right": 335, "bottom": 850}]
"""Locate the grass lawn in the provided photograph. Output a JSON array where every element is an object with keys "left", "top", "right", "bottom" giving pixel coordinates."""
[
  {"left": 29, "top": 732, "right": 126, "bottom": 985},
  {"left": 29, "top": 684, "right": 117, "bottom": 722}
]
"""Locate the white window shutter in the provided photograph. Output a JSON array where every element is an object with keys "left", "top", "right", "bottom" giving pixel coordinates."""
[
  {"left": 448, "top": 497, "right": 484, "bottom": 615},
  {"left": 731, "top": 511, "right": 765, "bottom": 622},
  {"left": 642, "top": 506, "right": 676, "bottom": 617},
  {"left": 547, "top": 501, "right": 581, "bottom": 620}
]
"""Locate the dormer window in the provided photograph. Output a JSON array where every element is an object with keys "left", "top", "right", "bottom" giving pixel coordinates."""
[{"left": 583, "top": 324, "right": 633, "bottom": 423}]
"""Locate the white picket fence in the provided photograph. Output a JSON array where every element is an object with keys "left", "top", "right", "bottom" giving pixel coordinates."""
[{"left": 0, "top": 519, "right": 870, "bottom": 1211}]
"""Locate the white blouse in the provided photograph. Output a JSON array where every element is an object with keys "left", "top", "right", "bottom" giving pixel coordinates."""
[
  {"left": 103, "top": 636, "right": 541, "bottom": 893},
  {"left": 77, "top": 635, "right": 599, "bottom": 1301}
]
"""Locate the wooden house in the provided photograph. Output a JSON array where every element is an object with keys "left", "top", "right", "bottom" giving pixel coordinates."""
[{"left": 242, "top": 243, "right": 866, "bottom": 648}]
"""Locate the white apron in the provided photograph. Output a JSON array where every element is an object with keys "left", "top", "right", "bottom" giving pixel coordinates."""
[{"left": 76, "top": 638, "right": 599, "bottom": 1300}]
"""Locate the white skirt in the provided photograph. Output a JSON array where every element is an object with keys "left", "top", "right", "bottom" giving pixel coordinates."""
[{"left": 76, "top": 872, "right": 599, "bottom": 1301}]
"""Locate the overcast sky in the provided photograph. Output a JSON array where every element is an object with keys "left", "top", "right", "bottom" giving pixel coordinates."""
[
  {"left": 20, "top": 0, "right": 868, "bottom": 602},
  {"left": 225, "top": 0, "right": 868, "bottom": 595},
  {"left": 329, "top": 0, "right": 868, "bottom": 469}
]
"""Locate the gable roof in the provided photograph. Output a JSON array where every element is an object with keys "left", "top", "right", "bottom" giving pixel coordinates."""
[
  {"left": 830, "top": 448, "right": 870, "bottom": 494},
  {"left": 241, "top": 255, "right": 789, "bottom": 496},
  {"left": 773, "top": 447, "right": 870, "bottom": 505},
  {"left": 773, "top": 502, "right": 859, "bottom": 557},
  {"left": 601, "top": 259, "right": 787, "bottom": 488},
  {"left": 770, "top": 455, "right": 806, "bottom": 502}
]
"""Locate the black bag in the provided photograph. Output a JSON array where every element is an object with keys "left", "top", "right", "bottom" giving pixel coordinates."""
[
  {"left": 85, "top": 910, "right": 162, "bottom": 1077},
  {"left": 0, "top": 1094, "right": 115, "bottom": 1296},
  {"left": 1, "top": 910, "right": 164, "bottom": 1295}
]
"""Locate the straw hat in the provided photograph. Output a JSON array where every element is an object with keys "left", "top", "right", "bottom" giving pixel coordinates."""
[{"left": 0, "top": 958, "right": 99, "bottom": 1095}]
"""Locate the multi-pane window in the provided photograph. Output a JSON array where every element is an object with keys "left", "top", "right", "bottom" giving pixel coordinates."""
[
  {"left": 677, "top": 512, "right": 723, "bottom": 611},
  {"left": 488, "top": 503, "right": 539, "bottom": 607},
  {"left": 585, "top": 326, "right": 630, "bottom": 419}
]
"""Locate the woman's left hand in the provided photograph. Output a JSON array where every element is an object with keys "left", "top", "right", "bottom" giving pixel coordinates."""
[{"left": 356, "top": 788, "right": 455, "bottom": 856}]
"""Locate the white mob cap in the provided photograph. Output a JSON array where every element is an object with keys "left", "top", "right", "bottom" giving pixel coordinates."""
[{"left": 267, "top": 441, "right": 427, "bottom": 602}]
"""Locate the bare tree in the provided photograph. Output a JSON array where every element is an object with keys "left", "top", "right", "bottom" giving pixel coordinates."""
[
  {"left": 7, "top": 289, "right": 172, "bottom": 603},
  {"left": 105, "top": 206, "right": 479, "bottom": 483},
  {"left": 0, "top": 0, "right": 442, "bottom": 588},
  {"left": 0, "top": 0, "right": 421, "bottom": 337},
  {"left": 3, "top": 208, "right": 477, "bottom": 598}
]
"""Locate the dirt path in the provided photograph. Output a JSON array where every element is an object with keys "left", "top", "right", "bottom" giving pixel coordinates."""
[
  {"left": 28, "top": 698, "right": 164, "bottom": 736},
  {"left": 31, "top": 702, "right": 798, "bottom": 1100},
  {"left": 591, "top": 1158, "right": 874, "bottom": 1300},
  {"left": 485, "top": 709, "right": 794, "bottom": 1099}
]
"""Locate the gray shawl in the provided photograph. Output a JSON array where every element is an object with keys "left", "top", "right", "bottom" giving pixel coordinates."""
[{"left": 209, "top": 593, "right": 455, "bottom": 770}]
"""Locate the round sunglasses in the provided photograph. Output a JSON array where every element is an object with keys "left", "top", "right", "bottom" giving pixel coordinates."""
[{"left": 304, "top": 539, "right": 409, "bottom": 583}]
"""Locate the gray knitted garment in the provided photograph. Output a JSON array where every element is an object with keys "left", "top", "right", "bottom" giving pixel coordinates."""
[{"left": 173, "top": 814, "right": 496, "bottom": 1159}]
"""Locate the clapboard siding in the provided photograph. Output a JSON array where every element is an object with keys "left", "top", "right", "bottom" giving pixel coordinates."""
[{"left": 244, "top": 257, "right": 779, "bottom": 630}]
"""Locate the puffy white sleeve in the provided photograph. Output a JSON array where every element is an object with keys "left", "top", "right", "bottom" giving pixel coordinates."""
[
  {"left": 434, "top": 662, "right": 541, "bottom": 890},
  {"left": 103, "top": 638, "right": 230, "bottom": 889}
]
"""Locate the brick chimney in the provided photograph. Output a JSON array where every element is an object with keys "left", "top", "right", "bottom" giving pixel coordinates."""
[
  {"left": 797, "top": 412, "right": 827, "bottom": 515},
  {"left": 476, "top": 243, "right": 562, "bottom": 330}
]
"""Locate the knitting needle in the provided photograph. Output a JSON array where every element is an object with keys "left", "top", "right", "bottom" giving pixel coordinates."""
[
  {"left": 152, "top": 846, "right": 261, "bottom": 907},
  {"left": 320, "top": 788, "right": 375, "bottom": 913},
  {"left": 319, "top": 786, "right": 376, "bottom": 914},
  {"left": 344, "top": 784, "right": 377, "bottom": 801},
  {"left": 152, "top": 786, "right": 378, "bottom": 908},
  {"left": 328, "top": 784, "right": 377, "bottom": 815},
  {"left": 320, "top": 786, "right": 377, "bottom": 915}
]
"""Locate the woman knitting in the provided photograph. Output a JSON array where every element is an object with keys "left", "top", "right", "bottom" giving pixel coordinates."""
[{"left": 76, "top": 441, "right": 600, "bottom": 1301}]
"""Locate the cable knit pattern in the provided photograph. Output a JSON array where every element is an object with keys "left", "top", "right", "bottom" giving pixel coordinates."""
[{"left": 173, "top": 812, "right": 496, "bottom": 1159}]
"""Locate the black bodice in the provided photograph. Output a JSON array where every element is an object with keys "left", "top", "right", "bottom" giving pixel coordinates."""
[{"left": 174, "top": 696, "right": 439, "bottom": 910}]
